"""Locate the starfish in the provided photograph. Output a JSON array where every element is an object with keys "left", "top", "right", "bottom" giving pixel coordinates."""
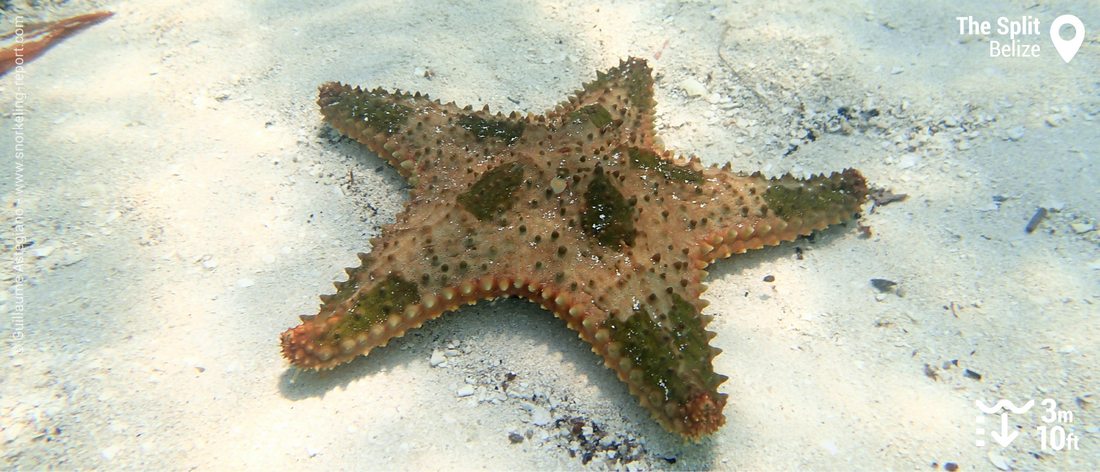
[
  {"left": 281, "top": 57, "right": 868, "bottom": 439},
  {"left": 0, "top": 11, "right": 113, "bottom": 77}
]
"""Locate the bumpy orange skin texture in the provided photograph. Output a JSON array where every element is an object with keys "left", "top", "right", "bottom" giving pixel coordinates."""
[{"left": 281, "top": 58, "right": 868, "bottom": 439}]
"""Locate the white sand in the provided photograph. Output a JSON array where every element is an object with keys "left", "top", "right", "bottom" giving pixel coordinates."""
[{"left": 1, "top": 0, "right": 1097, "bottom": 470}]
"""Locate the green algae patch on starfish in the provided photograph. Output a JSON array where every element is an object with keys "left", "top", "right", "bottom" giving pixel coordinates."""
[
  {"left": 570, "top": 104, "right": 612, "bottom": 128},
  {"left": 609, "top": 294, "right": 716, "bottom": 404},
  {"left": 626, "top": 147, "right": 702, "bottom": 184},
  {"left": 581, "top": 167, "right": 636, "bottom": 247},
  {"left": 336, "top": 274, "right": 420, "bottom": 337},
  {"left": 343, "top": 92, "right": 412, "bottom": 136},
  {"left": 458, "top": 114, "right": 526, "bottom": 144},
  {"left": 624, "top": 71, "right": 652, "bottom": 112},
  {"left": 763, "top": 177, "right": 860, "bottom": 220},
  {"left": 590, "top": 59, "right": 653, "bottom": 113},
  {"left": 458, "top": 162, "right": 526, "bottom": 221}
]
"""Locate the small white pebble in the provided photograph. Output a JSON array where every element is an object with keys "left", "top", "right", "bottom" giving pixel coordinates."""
[
  {"left": 3, "top": 421, "right": 25, "bottom": 443},
  {"left": 530, "top": 406, "right": 552, "bottom": 426},
  {"left": 898, "top": 154, "right": 919, "bottom": 169},
  {"left": 429, "top": 350, "right": 446, "bottom": 367},
  {"left": 1006, "top": 127, "right": 1025, "bottom": 141},
  {"left": 101, "top": 445, "right": 121, "bottom": 460},
  {"left": 1070, "top": 222, "right": 1094, "bottom": 234},
  {"left": 33, "top": 245, "right": 56, "bottom": 259},
  {"left": 680, "top": 78, "right": 707, "bottom": 98},
  {"left": 987, "top": 450, "right": 1010, "bottom": 471},
  {"left": 61, "top": 251, "right": 86, "bottom": 267},
  {"left": 456, "top": 385, "right": 475, "bottom": 397},
  {"left": 236, "top": 278, "right": 254, "bottom": 288}
]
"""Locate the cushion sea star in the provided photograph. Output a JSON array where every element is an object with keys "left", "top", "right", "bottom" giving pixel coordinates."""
[
  {"left": 0, "top": 11, "right": 113, "bottom": 77},
  {"left": 281, "top": 57, "right": 868, "bottom": 439}
]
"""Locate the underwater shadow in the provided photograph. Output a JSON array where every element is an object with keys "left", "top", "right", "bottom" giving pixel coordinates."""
[
  {"left": 705, "top": 220, "right": 864, "bottom": 282},
  {"left": 276, "top": 332, "right": 422, "bottom": 401}
]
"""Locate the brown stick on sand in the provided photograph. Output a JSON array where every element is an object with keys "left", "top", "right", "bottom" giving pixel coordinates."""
[{"left": 0, "top": 11, "right": 114, "bottom": 77}]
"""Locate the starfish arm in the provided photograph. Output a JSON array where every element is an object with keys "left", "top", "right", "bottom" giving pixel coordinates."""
[
  {"left": 691, "top": 167, "right": 868, "bottom": 262},
  {"left": 280, "top": 201, "right": 522, "bottom": 369},
  {"left": 568, "top": 282, "right": 728, "bottom": 440},
  {"left": 0, "top": 11, "right": 113, "bottom": 77},
  {"left": 546, "top": 58, "right": 660, "bottom": 150},
  {"left": 318, "top": 82, "right": 531, "bottom": 188}
]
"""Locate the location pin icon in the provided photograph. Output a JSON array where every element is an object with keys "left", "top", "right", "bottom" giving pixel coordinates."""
[{"left": 1049, "top": 14, "right": 1084, "bottom": 63}]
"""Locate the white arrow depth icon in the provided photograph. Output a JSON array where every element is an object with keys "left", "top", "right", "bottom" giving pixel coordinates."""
[{"left": 990, "top": 413, "right": 1019, "bottom": 447}]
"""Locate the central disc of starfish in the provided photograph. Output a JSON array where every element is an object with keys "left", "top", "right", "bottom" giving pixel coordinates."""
[{"left": 281, "top": 58, "right": 868, "bottom": 439}]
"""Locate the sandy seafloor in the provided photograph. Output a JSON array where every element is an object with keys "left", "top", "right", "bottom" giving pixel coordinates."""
[{"left": 0, "top": 0, "right": 1097, "bottom": 470}]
